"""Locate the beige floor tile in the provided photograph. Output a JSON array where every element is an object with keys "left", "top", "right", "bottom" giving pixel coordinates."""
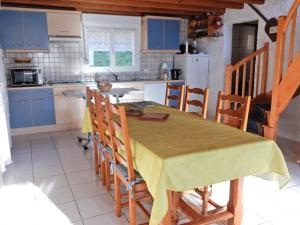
[
  {"left": 76, "top": 194, "right": 114, "bottom": 219},
  {"left": 57, "top": 201, "right": 81, "bottom": 222},
  {"left": 83, "top": 212, "right": 128, "bottom": 225},
  {"left": 66, "top": 170, "right": 99, "bottom": 185},
  {"left": 34, "top": 174, "right": 69, "bottom": 189},
  {"left": 3, "top": 170, "right": 33, "bottom": 185},
  {"left": 33, "top": 164, "right": 64, "bottom": 179},
  {"left": 43, "top": 185, "right": 74, "bottom": 204},
  {"left": 62, "top": 160, "right": 92, "bottom": 174},
  {"left": 70, "top": 180, "right": 106, "bottom": 200},
  {"left": 72, "top": 220, "right": 84, "bottom": 225}
]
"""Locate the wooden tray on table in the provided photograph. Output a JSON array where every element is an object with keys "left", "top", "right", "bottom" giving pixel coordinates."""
[{"left": 137, "top": 113, "right": 169, "bottom": 121}]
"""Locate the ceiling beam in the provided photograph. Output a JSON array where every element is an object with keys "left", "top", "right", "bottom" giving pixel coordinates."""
[{"left": 2, "top": 0, "right": 226, "bottom": 15}]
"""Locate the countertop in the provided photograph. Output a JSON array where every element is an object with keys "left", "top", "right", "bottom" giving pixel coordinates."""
[{"left": 7, "top": 79, "right": 185, "bottom": 90}]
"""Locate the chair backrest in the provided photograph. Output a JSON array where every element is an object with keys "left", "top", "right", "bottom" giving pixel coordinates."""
[
  {"left": 93, "top": 92, "right": 111, "bottom": 147},
  {"left": 215, "top": 91, "right": 251, "bottom": 131},
  {"left": 164, "top": 83, "right": 184, "bottom": 110},
  {"left": 184, "top": 86, "right": 209, "bottom": 119},
  {"left": 107, "top": 103, "right": 136, "bottom": 182},
  {"left": 86, "top": 87, "right": 100, "bottom": 135}
]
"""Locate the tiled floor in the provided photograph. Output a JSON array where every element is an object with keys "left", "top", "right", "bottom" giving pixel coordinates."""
[{"left": 1, "top": 130, "right": 300, "bottom": 225}]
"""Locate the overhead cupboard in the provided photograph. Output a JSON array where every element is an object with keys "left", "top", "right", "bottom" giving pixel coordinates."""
[
  {"left": 142, "top": 16, "right": 181, "bottom": 52},
  {"left": 0, "top": 10, "right": 49, "bottom": 50}
]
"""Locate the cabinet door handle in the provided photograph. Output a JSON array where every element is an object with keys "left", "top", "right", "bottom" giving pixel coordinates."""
[
  {"left": 33, "top": 98, "right": 44, "bottom": 101},
  {"left": 16, "top": 99, "right": 28, "bottom": 103}
]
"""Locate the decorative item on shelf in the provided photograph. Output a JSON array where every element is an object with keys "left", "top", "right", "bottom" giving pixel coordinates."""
[
  {"left": 96, "top": 79, "right": 112, "bottom": 92},
  {"left": 188, "top": 14, "right": 223, "bottom": 38},
  {"left": 14, "top": 57, "right": 32, "bottom": 63}
]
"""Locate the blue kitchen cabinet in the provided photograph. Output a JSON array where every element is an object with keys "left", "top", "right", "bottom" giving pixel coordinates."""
[
  {"left": 164, "top": 20, "right": 180, "bottom": 50},
  {"left": 148, "top": 19, "right": 164, "bottom": 50},
  {"left": 0, "top": 11, "right": 24, "bottom": 49},
  {"left": 147, "top": 18, "right": 180, "bottom": 50},
  {"left": 31, "top": 89, "right": 56, "bottom": 126},
  {"left": 23, "top": 12, "right": 49, "bottom": 49},
  {"left": 8, "top": 88, "right": 56, "bottom": 128},
  {"left": 169, "top": 82, "right": 184, "bottom": 108},
  {"left": 0, "top": 10, "right": 48, "bottom": 49},
  {"left": 8, "top": 90, "right": 32, "bottom": 129}
]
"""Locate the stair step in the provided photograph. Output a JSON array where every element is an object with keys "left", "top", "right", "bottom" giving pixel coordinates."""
[
  {"left": 251, "top": 103, "right": 271, "bottom": 124},
  {"left": 247, "top": 117, "right": 264, "bottom": 136}
]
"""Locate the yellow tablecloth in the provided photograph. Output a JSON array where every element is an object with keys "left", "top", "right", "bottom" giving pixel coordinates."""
[{"left": 82, "top": 105, "right": 290, "bottom": 225}]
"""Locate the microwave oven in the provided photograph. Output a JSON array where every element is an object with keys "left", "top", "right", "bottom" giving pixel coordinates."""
[{"left": 10, "top": 67, "right": 43, "bottom": 86}]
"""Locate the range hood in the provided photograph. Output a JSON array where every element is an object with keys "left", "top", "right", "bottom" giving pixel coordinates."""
[{"left": 48, "top": 36, "right": 83, "bottom": 43}]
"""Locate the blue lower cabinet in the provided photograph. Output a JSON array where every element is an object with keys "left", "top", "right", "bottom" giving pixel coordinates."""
[
  {"left": 31, "top": 89, "right": 56, "bottom": 126},
  {"left": 169, "top": 82, "right": 184, "bottom": 109},
  {"left": 8, "top": 88, "right": 56, "bottom": 128},
  {"left": 8, "top": 90, "right": 32, "bottom": 128}
]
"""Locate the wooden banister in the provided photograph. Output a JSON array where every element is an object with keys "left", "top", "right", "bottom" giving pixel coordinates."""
[
  {"left": 268, "top": 0, "right": 300, "bottom": 140},
  {"left": 224, "top": 42, "right": 269, "bottom": 99}
]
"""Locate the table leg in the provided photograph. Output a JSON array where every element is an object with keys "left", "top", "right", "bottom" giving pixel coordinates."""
[{"left": 227, "top": 179, "right": 243, "bottom": 225}]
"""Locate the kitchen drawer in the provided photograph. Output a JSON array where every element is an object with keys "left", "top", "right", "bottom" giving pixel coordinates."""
[
  {"left": 53, "top": 86, "right": 86, "bottom": 96},
  {"left": 31, "top": 88, "right": 53, "bottom": 97}
]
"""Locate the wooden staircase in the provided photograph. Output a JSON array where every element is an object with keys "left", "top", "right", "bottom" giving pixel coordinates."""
[{"left": 225, "top": 0, "right": 300, "bottom": 140}]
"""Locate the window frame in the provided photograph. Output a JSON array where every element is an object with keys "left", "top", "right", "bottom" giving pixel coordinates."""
[{"left": 84, "top": 26, "right": 140, "bottom": 73}]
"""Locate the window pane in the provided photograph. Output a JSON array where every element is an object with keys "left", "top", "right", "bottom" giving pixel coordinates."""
[
  {"left": 89, "top": 51, "right": 110, "bottom": 67},
  {"left": 115, "top": 51, "right": 133, "bottom": 66}
]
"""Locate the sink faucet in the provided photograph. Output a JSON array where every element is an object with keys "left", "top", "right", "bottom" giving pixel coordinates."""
[{"left": 110, "top": 71, "right": 120, "bottom": 82}]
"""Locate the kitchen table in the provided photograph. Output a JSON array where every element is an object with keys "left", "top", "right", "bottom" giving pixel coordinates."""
[{"left": 82, "top": 104, "right": 290, "bottom": 225}]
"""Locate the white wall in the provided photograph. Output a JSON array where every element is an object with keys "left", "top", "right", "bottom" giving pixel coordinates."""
[{"left": 197, "top": 0, "right": 300, "bottom": 141}]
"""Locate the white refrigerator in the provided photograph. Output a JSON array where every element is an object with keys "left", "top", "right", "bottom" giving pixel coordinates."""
[
  {"left": 174, "top": 54, "right": 209, "bottom": 112},
  {"left": 0, "top": 48, "right": 11, "bottom": 173}
]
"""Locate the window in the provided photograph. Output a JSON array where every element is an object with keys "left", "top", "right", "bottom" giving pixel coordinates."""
[{"left": 85, "top": 27, "right": 137, "bottom": 71}]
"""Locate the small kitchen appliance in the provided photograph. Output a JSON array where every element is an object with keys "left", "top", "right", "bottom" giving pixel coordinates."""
[
  {"left": 10, "top": 67, "right": 43, "bottom": 86},
  {"left": 160, "top": 62, "right": 170, "bottom": 80},
  {"left": 170, "top": 69, "right": 182, "bottom": 80}
]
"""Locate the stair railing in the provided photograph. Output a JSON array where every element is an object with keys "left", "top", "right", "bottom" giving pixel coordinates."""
[
  {"left": 269, "top": 0, "right": 300, "bottom": 139},
  {"left": 224, "top": 42, "right": 269, "bottom": 100}
]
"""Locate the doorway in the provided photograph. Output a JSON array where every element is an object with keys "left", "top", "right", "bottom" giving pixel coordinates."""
[{"left": 231, "top": 21, "right": 258, "bottom": 96}]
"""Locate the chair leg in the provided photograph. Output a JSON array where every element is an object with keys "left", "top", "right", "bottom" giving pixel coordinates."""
[
  {"left": 93, "top": 140, "right": 99, "bottom": 175},
  {"left": 171, "top": 191, "right": 179, "bottom": 223},
  {"left": 201, "top": 186, "right": 210, "bottom": 215},
  {"left": 114, "top": 175, "right": 122, "bottom": 217},
  {"left": 105, "top": 154, "right": 111, "bottom": 191},
  {"left": 128, "top": 189, "right": 137, "bottom": 225},
  {"left": 100, "top": 150, "right": 106, "bottom": 186}
]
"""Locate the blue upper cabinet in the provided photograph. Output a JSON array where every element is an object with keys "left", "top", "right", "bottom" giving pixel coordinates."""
[
  {"left": 23, "top": 12, "right": 49, "bottom": 49},
  {"left": 164, "top": 20, "right": 180, "bottom": 50},
  {"left": 0, "top": 10, "right": 48, "bottom": 50},
  {"left": 0, "top": 11, "right": 24, "bottom": 49},
  {"left": 145, "top": 17, "right": 180, "bottom": 51},
  {"left": 148, "top": 19, "right": 164, "bottom": 50}
]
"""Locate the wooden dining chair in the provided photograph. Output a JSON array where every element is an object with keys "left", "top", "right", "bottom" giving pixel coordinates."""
[
  {"left": 197, "top": 91, "right": 251, "bottom": 215},
  {"left": 107, "top": 103, "right": 151, "bottom": 225},
  {"left": 171, "top": 92, "right": 251, "bottom": 220},
  {"left": 184, "top": 86, "right": 209, "bottom": 119},
  {"left": 215, "top": 91, "right": 251, "bottom": 131},
  {"left": 94, "top": 93, "right": 114, "bottom": 191},
  {"left": 165, "top": 83, "right": 185, "bottom": 110},
  {"left": 86, "top": 87, "right": 105, "bottom": 182}
]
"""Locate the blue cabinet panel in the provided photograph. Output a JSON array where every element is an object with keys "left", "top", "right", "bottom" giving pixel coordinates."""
[
  {"left": 164, "top": 20, "right": 180, "bottom": 50},
  {"left": 31, "top": 89, "right": 56, "bottom": 126},
  {"left": 148, "top": 19, "right": 164, "bottom": 50},
  {"left": 23, "top": 12, "right": 49, "bottom": 49},
  {"left": 8, "top": 90, "right": 32, "bottom": 128},
  {"left": 169, "top": 82, "right": 184, "bottom": 108},
  {"left": 8, "top": 88, "right": 56, "bottom": 128},
  {"left": 0, "top": 11, "right": 24, "bottom": 49}
]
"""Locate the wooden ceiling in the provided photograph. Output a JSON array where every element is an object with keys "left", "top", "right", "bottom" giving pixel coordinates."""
[{"left": 1, "top": 0, "right": 265, "bottom": 17}]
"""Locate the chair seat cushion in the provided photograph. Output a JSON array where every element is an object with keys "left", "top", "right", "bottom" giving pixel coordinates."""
[
  {"left": 116, "top": 164, "right": 144, "bottom": 183},
  {"left": 103, "top": 145, "right": 113, "bottom": 157}
]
